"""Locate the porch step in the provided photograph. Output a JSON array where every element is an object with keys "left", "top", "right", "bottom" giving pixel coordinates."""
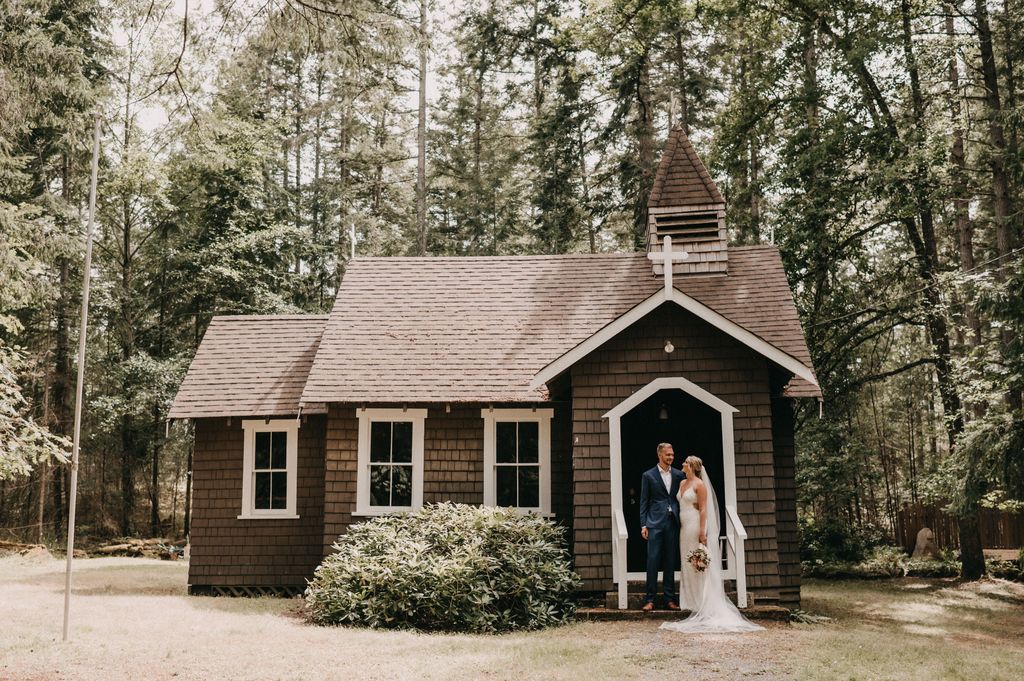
[
  {"left": 578, "top": 604, "right": 789, "bottom": 622},
  {"left": 604, "top": 591, "right": 750, "bottom": 610},
  {"left": 604, "top": 580, "right": 745, "bottom": 610}
]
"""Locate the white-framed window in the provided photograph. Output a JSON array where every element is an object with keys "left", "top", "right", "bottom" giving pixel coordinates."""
[
  {"left": 355, "top": 408, "right": 427, "bottom": 515},
  {"left": 239, "top": 419, "right": 299, "bottom": 519},
  {"left": 481, "top": 409, "right": 553, "bottom": 515}
]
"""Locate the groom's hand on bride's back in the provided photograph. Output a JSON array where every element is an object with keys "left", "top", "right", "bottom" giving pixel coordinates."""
[{"left": 641, "top": 526, "right": 649, "bottom": 540}]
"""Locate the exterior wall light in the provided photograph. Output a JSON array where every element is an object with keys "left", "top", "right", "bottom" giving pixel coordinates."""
[{"left": 664, "top": 340, "right": 675, "bottom": 354}]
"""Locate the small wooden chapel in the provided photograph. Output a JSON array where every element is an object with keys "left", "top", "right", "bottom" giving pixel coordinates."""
[{"left": 169, "top": 127, "right": 820, "bottom": 608}]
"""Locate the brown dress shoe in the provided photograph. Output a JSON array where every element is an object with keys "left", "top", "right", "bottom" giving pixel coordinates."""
[
  {"left": 666, "top": 601, "right": 681, "bottom": 611},
  {"left": 641, "top": 602, "right": 655, "bottom": 611}
]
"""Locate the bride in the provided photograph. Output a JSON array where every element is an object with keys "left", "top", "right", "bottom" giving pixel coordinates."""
[{"left": 660, "top": 455, "right": 762, "bottom": 633}]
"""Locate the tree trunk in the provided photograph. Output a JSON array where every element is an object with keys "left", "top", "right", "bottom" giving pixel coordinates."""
[
  {"left": 150, "top": 405, "right": 161, "bottom": 536},
  {"left": 577, "top": 124, "right": 596, "bottom": 254},
  {"left": 313, "top": 59, "right": 325, "bottom": 308},
  {"left": 416, "top": 0, "right": 429, "bottom": 256},
  {"left": 673, "top": 30, "right": 690, "bottom": 135},
  {"left": 1003, "top": 0, "right": 1020, "bottom": 202},
  {"left": 38, "top": 459, "right": 48, "bottom": 543},
  {"left": 294, "top": 61, "right": 303, "bottom": 279},
  {"left": 473, "top": 60, "right": 486, "bottom": 252},
  {"left": 976, "top": 0, "right": 1020, "bottom": 411},
  {"left": 946, "top": 10, "right": 984, "bottom": 411},
  {"left": 900, "top": 0, "right": 979, "bottom": 576},
  {"left": 633, "top": 52, "right": 654, "bottom": 250},
  {"left": 51, "top": 152, "right": 75, "bottom": 538}
]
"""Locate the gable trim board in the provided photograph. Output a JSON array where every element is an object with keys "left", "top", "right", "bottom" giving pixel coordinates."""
[{"left": 530, "top": 288, "right": 819, "bottom": 392}]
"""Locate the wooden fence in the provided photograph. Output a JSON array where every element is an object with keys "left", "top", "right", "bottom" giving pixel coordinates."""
[{"left": 896, "top": 503, "right": 1023, "bottom": 552}]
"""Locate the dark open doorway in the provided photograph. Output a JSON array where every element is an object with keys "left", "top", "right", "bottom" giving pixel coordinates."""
[{"left": 620, "top": 388, "right": 724, "bottom": 573}]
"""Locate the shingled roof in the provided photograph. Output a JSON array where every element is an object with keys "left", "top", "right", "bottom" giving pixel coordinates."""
[
  {"left": 648, "top": 127, "right": 724, "bottom": 208},
  {"left": 169, "top": 315, "right": 328, "bottom": 418},
  {"left": 300, "top": 246, "right": 819, "bottom": 406}
]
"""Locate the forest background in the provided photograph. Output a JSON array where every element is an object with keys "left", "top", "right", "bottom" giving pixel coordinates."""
[{"left": 1, "top": 0, "right": 1022, "bottom": 579}]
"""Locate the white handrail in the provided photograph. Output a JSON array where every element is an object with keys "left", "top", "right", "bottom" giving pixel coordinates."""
[
  {"left": 725, "top": 505, "right": 747, "bottom": 540},
  {"left": 612, "top": 508, "right": 628, "bottom": 609},
  {"left": 724, "top": 504, "right": 748, "bottom": 608}
]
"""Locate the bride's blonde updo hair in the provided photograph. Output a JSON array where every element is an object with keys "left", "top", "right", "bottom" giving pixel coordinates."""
[{"left": 684, "top": 456, "right": 703, "bottom": 477}]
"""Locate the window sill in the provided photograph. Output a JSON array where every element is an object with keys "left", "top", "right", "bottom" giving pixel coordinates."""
[
  {"left": 510, "top": 509, "right": 555, "bottom": 517},
  {"left": 352, "top": 508, "right": 415, "bottom": 517},
  {"left": 237, "top": 513, "right": 300, "bottom": 520}
]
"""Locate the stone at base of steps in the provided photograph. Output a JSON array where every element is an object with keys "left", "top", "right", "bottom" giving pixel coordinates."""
[{"left": 577, "top": 605, "right": 790, "bottom": 622}]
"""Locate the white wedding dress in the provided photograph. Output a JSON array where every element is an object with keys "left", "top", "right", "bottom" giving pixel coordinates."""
[{"left": 660, "top": 470, "right": 763, "bottom": 633}]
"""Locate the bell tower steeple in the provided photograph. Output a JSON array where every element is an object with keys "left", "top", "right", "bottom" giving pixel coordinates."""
[{"left": 647, "top": 127, "right": 728, "bottom": 276}]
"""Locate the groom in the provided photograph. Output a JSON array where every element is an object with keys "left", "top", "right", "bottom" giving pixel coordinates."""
[{"left": 639, "top": 442, "right": 684, "bottom": 611}]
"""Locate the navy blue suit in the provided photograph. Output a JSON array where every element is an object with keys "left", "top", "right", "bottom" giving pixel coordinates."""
[{"left": 639, "top": 464, "right": 684, "bottom": 604}]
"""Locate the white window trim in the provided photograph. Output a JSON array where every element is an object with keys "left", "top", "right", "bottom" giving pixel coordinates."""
[
  {"left": 481, "top": 408, "right": 554, "bottom": 516},
  {"left": 355, "top": 408, "right": 427, "bottom": 516},
  {"left": 239, "top": 419, "right": 299, "bottom": 520}
]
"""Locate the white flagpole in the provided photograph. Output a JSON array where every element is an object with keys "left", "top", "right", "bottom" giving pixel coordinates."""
[{"left": 63, "top": 111, "right": 101, "bottom": 643}]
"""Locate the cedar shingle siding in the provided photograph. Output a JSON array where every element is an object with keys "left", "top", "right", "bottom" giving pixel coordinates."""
[
  {"left": 187, "top": 416, "right": 326, "bottom": 590},
  {"left": 570, "top": 303, "right": 787, "bottom": 603},
  {"left": 772, "top": 397, "right": 801, "bottom": 608},
  {"left": 322, "top": 405, "right": 574, "bottom": 554}
]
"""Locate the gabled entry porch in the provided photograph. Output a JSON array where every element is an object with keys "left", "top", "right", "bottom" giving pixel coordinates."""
[{"left": 605, "top": 377, "right": 749, "bottom": 610}]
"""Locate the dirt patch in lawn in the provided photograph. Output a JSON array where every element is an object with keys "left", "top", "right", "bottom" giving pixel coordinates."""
[{"left": 2, "top": 557, "right": 1021, "bottom": 681}]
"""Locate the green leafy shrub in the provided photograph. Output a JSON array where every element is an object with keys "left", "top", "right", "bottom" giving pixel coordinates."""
[
  {"left": 799, "top": 516, "right": 890, "bottom": 563},
  {"left": 861, "top": 545, "right": 908, "bottom": 576},
  {"left": 987, "top": 558, "right": 1024, "bottom": 582},
  {"left": 905, "top": 554, "right": 960, "bottom": 578},
  {"left": 803, "top": 545, "right": 960, "bottom": 579},
  {"left": 304, "top": 503, "right": 580, "bottom": 632}
]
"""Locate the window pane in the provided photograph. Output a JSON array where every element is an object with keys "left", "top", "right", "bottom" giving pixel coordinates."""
[
  {"left": 271, "top": 432, "right": 288, "bottom": 469},
  {"left": 254, "top": 472, "right": 271, "bottom": 509},
  {"left": 255, "top": 432, "right": 271, "bottom": 469},
  {"left": 496, "top": 422, "right": 516, "bottom": 464},
  {"left": 392, "top": 422, "right": 413, "bottom": 463},
  {"left": 518, "top": 422, "right": 539, "bottom": 463},
  {"left": 496, "top": 466, "right": 517, "bottom": 506},
  {"left": 518, "top": 466, "right": 539, "bottom": 508},
  {"left": 370, "top": 465, "right": 391, "bottom": 506},
  {"left": 271, "top": 472, "right": 287, "bottom": 509},
  {"left": 370, "top": 422, "right": 391, "bottom": 463},
  {"left": 391, "top": 465, "right": 412, "bottom": 507}
]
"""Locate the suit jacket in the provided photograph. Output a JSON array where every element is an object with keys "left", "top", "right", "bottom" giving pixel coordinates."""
[{"left": 639, "top": 465, "right": 684, "bottom": 530}]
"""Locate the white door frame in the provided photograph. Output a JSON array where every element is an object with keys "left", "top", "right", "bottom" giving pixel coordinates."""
[{"left": 604, "top": 376, "right": 739, "bottom": 582}]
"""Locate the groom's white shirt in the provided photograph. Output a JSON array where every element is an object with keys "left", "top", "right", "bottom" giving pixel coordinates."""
[{"left": 658, "top": 464, "right": 672, "bottom": 493}]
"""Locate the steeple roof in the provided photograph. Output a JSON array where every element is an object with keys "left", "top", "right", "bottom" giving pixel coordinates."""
[{"left": 648, "top": 126, "right": 724, "bottom": 208}]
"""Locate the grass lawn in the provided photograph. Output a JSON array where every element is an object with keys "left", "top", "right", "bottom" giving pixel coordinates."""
[{"left": 1, "top": 555, "right": 1021, "bottom": 681}]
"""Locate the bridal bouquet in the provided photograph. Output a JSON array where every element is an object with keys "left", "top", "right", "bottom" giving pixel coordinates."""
[{"left": 687, "top": 546, "right": 710, "bottom": 572}]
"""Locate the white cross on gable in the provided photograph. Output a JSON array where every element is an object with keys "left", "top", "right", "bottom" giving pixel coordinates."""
[{"left": 647, "top": 235, "right": 689, "bottom": 298}]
